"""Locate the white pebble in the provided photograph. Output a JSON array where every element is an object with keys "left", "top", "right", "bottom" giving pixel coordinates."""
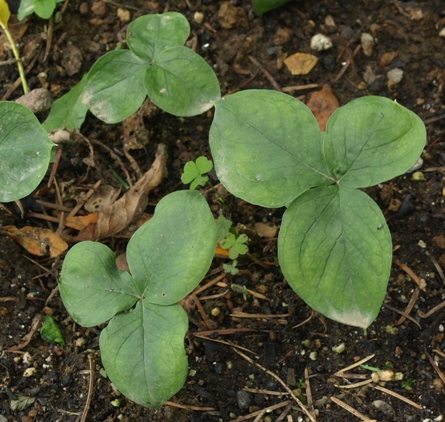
[
  {"left": 361, "top": 33, "right": 374, "bottom": 56},
  {"left": 310, "top": 34, "right": 333, "bottom": 51},
  {"left": 194, "top": 11, "right": 204, "bottom": 24},
  {"left": 387, "top": 68, "right": 404, "bottom": 84}
]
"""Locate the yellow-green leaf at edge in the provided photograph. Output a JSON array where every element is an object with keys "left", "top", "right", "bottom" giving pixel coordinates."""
[{"left": 0, "top": 0, "right": 11, "bottom": 27}]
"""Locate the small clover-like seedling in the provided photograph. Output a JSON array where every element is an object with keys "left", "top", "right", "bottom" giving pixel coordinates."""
[
  {"left": 17, "top": 0, "right": 64, "bottom": 20},
  {"left": 0, "top": 101, "right": 55, "bottom": 202},
  {"left": 223, "top": 259, "right": 239, "bottom": 275},
  {"left": 59, "top": 191, "right": 218, "bottom": 407},
  {"left": 220, "top": 232, "right": 249, "bottom": 260},
  {"left": 181, "top": 156, "right": 213, "bottom": 190},
  {"left": 45, "top": 12, "right": 221, "bottom": 130},
  {"left": 209, "top": 91, "right": 426, "bottom": 329}
]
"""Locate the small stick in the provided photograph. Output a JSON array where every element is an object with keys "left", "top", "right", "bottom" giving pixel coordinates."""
[
  {"left": 394, "top": 259, "right": 426, "bottom": 291},
  {"left": 190, "top": 293, "right": 216, "bottom": 330},
  {"left": 164, "top": 401, "right": 215, "bottom": 411},
  {"left": 230, "top": 311, "right": 290, "bottom": 319},
  {"left": 36, "top": 200, "right": 71, "bottom": 212},
  {"left": 0, "top": 297, "right": 16, "bottom": 302},
  {"left": 231, "top": 347, "right": 317, "bottom": 422},
  {"left": 248, "top": 56, "right": 282, "bottom": 92},
  {"left": 334, "top": 379, "right": 373, "bottom": 389},
  {"left": 394, "top": 287, "right": 420, "bottom": 326},
  {"left": 425, "top": 251, "right": 445, "bottom": 285},
  {"left": 329, "top": 396, "right": 374, "bottom": 421},
  {"left": 275, "top": 402, "right": 292, "bottom": 422},
  {"left": 7, "top": 314, "right": 42, "bottom": 352},
  {"left": 243, "top": 387, "right": 289, "bottom": 396},
  {"left": 334, "top": 354, "right": 375, "bottom": 376},
  {"left": 253, "top": 409, "right": 267, "bottom": 422},
  {"left": 193, "top": 334, "right": 259, "bottom": 357},
  {"left": 433, "top": 348, "right": 445, "bottom": 359},
  {"left": 67, "top": 180, "right": 102, "bottom": 218},
  {"left": 192, "top": 273, "right": 226, "bottom": 296},
  {"left": 43, "top": 15, "right": 54, "bottom": 62},
  {"left": 424, "top": 348, "right": 445, "bottom": 386},
  {"left": 80, "top": 354, "right": 95, "bottom": 422},
  {"left": 281, "top": 83, "right": 319, "bottom": 93},
  {"left": 418, "top": 300, "right": 445, "bottom": 319},
  {"left": 372, "top": 384, "right": 422, "bottom": 410},
  {"left": 304, "top": 367, "right": 316, "bottom": 419},
  {"left": 230, "top": 400, "right": 292, "bottom": 422},
  {"left": 382, "top": 303, "right": 421, "bottom": 328},
  {"left": 47, "top": 147, "right": 63, "bottom": 189}
]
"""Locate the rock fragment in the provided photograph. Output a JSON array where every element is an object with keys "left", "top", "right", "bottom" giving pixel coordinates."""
[
  {"left": 361, "top": 33, "right": 374, "bottom": 56},
  {"left": 310, "top": 34, "right": 333, "bottom": 51}
]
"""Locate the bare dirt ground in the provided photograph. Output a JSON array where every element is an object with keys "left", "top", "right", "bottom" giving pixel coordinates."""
[{"left": 1, "top": 0, "right": 445, "bottom": 421}]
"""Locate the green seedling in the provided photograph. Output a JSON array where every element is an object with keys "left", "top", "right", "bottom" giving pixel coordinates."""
[
  {"left": 0, "top": 101, "right": 55, "bottom": 202},
  {"left": 40, "top": 315, "right": 65, "bottom": 346},
  {"left": 44, "top": 12, "right": 221, "bottom": 130},
  {"left": 223, "top": 259, "right": 240, "bottom": 275},
  {"left": 209, "top": 90, "right": 426, "bottom": 329},
  {"left": 17, "top": 0, "right": 64, "bottom": 20},
  {"left": 59, "top": 191, "right": 218, "bottom": 407},
  {"left": 220, "top": 231, "right": 249, "bottom": 260},
  {"left": 181, "top": 156, "right": 213, "bottom": 190},
  {"left": 253, "top": 0, "right": 293, "bottom": 15}
]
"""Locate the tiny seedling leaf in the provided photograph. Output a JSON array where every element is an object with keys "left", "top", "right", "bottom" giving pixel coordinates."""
[
  {"left": 216, "top": 215, "right": 232, "bottom": 242},
  {"left": 32, "top": 0, "right": 56, "bottom": 19},
  {"left": 144, "top": 46, "right": 221, "bottom": 117},
  {"left": 0, "top": 101, "right": 55, "bottom": 202},
  {"left": 127, "top": 12, "right": 190, "bottom": 60},
  {"left": 181, "top": 156, "right": 213, "bottom": 190},
  {"left": 10, "top": 395, "right": 35, "bottom": 411},
  {"left": 43, "top": 74, "right": 89, "bottom": 131},
  {"left": 82, "top": 50, "right": 147, "bottom": 124},
  {"left": 40, "top": 315, "right": 65, "bottom": 346}
]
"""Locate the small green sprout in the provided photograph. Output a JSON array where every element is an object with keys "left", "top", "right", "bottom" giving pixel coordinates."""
[
  {"left": 223, "top": 259, "right": 239, "bottom": 275},
  {"left": 220, "top": 231, "right": 248, "bottom": 260},
  {"left": 40, "top": 315, "right": 65, "bottom": 346},
  {"left": 181, "top": 156, "right": 213, "bottom": 190}
]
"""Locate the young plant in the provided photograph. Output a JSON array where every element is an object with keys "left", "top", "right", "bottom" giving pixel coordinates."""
[
  {"left": 209, "top": 90, "right": 426, "bottom": 329},
  {"left": 17, "top": 0, "right": 64, "bottom": 20},
  {"left": 59, "top": 191, "right": 218, "bottom": 407},
  {"left": 44, "top": 12, "right": 221, "bottom": 130},
  {"left": 181, "top": 156, "right": 213, "bottom": 190},
  {"left": 0, "top": 101, "right": 55, "bottom": 202},
  {"left": 253, "top": 0, "right": 293, "bottom": 15}
]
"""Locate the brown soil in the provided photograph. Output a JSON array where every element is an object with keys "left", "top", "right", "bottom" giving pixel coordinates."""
[{"left": 1, "top": 0, "right": 445, "bottom": 421}]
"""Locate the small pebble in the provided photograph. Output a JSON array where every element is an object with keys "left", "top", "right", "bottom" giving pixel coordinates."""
[
  {"left": 372, "top": 400, "right": 395, "bottom": 415},
  {"left": 194, "top": 11, "right": 204, "bottom": 24},
  {"left": 310, "top": 34, "right": 333, "bottom": 51},
  {"left": 387, "top": 68, "right": 404, "bottom": 87},
  {"left": 236, "top": 390, "right": 251, "bottom": 409},
  {"left": 440, "top": 28, "right": 445, "bottom": 37},
  {"left": 411, "top": 170, "right": 425, "bottom": 181},
  {"left": 332, "top": 343, "right": 345, "bottom": 353},
  {"left": 361, "top": 33, "right": 374, "bottom": 56},
  {"left": 15, "top": 88, "right": 52, "bottom": 113}
]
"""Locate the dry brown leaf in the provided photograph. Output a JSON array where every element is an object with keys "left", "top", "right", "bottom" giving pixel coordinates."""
[
  {"left": 92, "top": 143, "right": 168, "bottom": 239},
  {"left": 254, "top": 222, "right": 278, "bottom": 238},
  {"left": 306, "top": 84, "right": 339, "bottom": 132},
  {"left": 3, "top": 226, "right": 68, "bottom": 257},
  {"left": 65, "top": 213, "right": 99, "bottom": 230},
  {"left": 284, "top": 53, "right": 318, "bottom": 75}
]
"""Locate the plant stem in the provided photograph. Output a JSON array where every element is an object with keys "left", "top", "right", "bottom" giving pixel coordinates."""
[{"left": 0, "top": 22, "right": 29, "bottom": 94}]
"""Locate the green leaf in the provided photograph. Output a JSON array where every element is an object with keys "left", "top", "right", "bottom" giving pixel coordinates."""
[
  {"left": 59, "top": 242, "right": 139, "bottom": 327},
  {"left": 195, "top": 155, "right": 213, "bottom": 174},
  {"left": 253, "top": 0, "right": 293, "bottom": 15},
  {"left": 10, "top": 395, "right": 35, "bottom": 411},
  {"left": 127, "top": 190, "right": 218, "bottom": 305},
  {"left": 82, "top": 50, "right": 147, "bottom": 124},
  {"left": 216, "top": 215, "right": 232, "bottom": 242},
  {"left": 127, "top": 12, "right": 190, "bottom": 60},
  {"left": 32, "top": 0, "right": 55, "bottom": 19},
  {"left": 324, "top": 96, "right": 426, "bottom": 188},
  {"left": 100, "top": 300, "right": 188, "bottom": 408},
  {"left": 181, "top": 156, "right": 213, "bottom": 189},
  {"left": 40, "top": 315, "right": 65, "bottom": 345},
  {"left": 0, "top": 102, "right": 55, "bottom": 202},
  {"left": 278, "top": 185, "right": 392, "bottom": 328},
  {"left": 0, "top": 0, "right": 11, "bottom": 26},
  {"left": 144, "top": 46, "right": 221, "bottom": 117},
  {"left": 17, "top": 0, "right": 34, "bottom": 20},
  {"left": 43, "top": 74, "right": 89, "bottom": 131},
  {"left": 210, "top": 90, "right": 333, "bottom": 208}
]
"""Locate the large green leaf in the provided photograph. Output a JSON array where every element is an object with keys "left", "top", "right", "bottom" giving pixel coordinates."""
[
  {"left": 127, "top": 190, "right": 218, "bottom": 305},
  {"left": 82, "top": 50, "right": 147, "bottom": 124},
  {"left": 127, "top": 12, "right": 190, "bottom": 61},
  {"left": 144, "top": 46, "right": 221, "bottom": 117},
  {"left": 100, "top": 300, "right": 188, "bottom": 408},
  {"left": 43, "top": 74, "right": 89, "bottom": 132},
  {"left": 209, "top": 90, "right": 333, "bottom": 208},
  {"left": 278, "top": 185, "right": 392, "bottom": 328},
  {"left": 324, "top": 96, "right": 426, "bottom": 187},
  {"left": 59, "top": 242, "right": 139, "bottom": 327},
  {"left": 0, "top": 102, "right": 55, "bottom": 202}
]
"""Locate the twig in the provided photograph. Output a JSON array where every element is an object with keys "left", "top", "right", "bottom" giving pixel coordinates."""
[
  {"left": 248, "top": 56, "right": 282, "bottom": 92},
  {"left": 425, "top": 251, "right": 445, "bottom": 285},
  {"left": 192, "top": 334, "right": 259, "bottom": 357},
  {"left": 393, "top": 295, "right": 419, "bottom": 329},
  {"left": 329, "top": 396, "right": 374, "bottom": 421},
  {"left": 394, "top": 259, "right": 426, "bottom": 291},
  {"left": 230, "top": 311, "right": 290, "bottom": 319},
  {"left": 231, "top": 347, "right": 317, "bottom": 422},
  {"left": 372, "top": 384, "right": 422, "bottom": 410},
  {"left": 230, "top": 400, "right": 292, "bottom": 422},
  {"left": 43, "top": 15, "right": 54, "bottom": 62},
  {"left": 243, "top": 388, "right": 288, "bottom": 396},
  {"left": 281, "top": 83, "right": 319, "bottom": 93},
  {"left": 305, "top": 367, "right": 316, "bottom": 419},
  {"left": 190, "top": 293, "right": 216, "bottom": 330},
  {"left": 80, "top": 354, "right": 94, "bottom": 422},
  {"left": 382, "top": 303, "right": 421, "bottom": 328},
  {"left": 7, "top": 314, "right": 42, "bottom": 352},
  {"left": 424, "top": 348, "right": 445, "bottom": 386},
  {"left": 418, "top": 300, "right": 445, "bottom": 319},
  {"left": 335, "top": 354, "right": 375, "bottom": 377},
  {"left": 164, "top": 401, "right": 215, "bottom": 411}
]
